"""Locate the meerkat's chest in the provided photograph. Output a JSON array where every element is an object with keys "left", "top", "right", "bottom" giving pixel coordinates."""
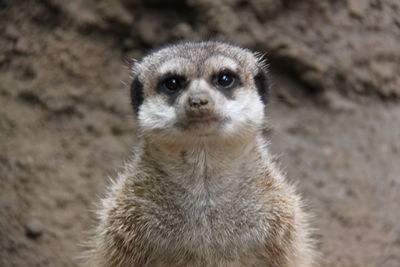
[{"left": 144, "top": 185, "right": 267, "bottom": 264}]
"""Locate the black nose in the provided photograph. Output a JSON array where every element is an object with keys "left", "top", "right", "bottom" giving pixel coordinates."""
[{"left": 188, "top": 95, "right": 209, "bottom": 108}]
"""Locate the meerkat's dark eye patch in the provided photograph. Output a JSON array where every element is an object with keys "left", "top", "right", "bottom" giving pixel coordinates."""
[
  {"left": 212, "top": 70, "right": 240, "bottom": 90},
  {"left": 130, "top": 77, "right": 144, "bottom": 114},
  {"left": 254, "top": 69, "right": 270, "bottom": 104},
  {"left": 158, "top": 74, "right": 187, "bottom": 94}
]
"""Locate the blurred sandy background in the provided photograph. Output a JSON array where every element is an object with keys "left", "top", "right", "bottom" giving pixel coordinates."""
[{"left": 1, "top": 0, "right": 400, "bottom": 266}]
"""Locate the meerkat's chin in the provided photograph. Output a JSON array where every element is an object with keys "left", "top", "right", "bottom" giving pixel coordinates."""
[{"left": 176, "top": 115, "right": 227, "bottom": 134}]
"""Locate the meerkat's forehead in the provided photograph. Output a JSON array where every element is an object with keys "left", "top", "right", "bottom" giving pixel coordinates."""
[{"left": 134, "top": 42, "right": 261, "bottom": 80}]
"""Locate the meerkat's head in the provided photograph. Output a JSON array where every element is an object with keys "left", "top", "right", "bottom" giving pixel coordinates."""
[{"left": 130, "top": 41, "right": 270, "bottom": 144}]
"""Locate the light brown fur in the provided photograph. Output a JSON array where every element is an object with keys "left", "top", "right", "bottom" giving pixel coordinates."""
[{"left": 85, "top": 41, "right": 316, "bottom": 266}]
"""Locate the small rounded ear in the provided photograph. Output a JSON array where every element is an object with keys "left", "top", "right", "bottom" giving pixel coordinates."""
[
  {"left": 130, "top": 76, "right": 144, "bottom": 114},
  {"left": 254, "top": 68, "right": 271, "bottom": 105}
]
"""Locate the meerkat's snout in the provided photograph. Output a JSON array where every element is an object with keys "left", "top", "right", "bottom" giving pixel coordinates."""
[
  {"left": 185, "top": 91, "right": 215, "bottom": 118},
  {"left": 181, "top": 89, "right": 220, "bottom": 133},
  {"left": 187, "top": 93, "right": 211, "bottom": 109}
]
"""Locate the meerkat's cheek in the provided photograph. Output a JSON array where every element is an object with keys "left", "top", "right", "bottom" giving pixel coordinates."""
[
  {"left": 138, "top": 96, "right": 178, "bottom": 132},
  {"left": 221, "top": 90, "right": 265, "bottom": 133}
]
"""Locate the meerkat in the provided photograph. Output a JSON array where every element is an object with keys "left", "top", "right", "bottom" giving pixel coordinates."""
[{"left": 86, "top": 41, "right": 316, "bottom": 267}]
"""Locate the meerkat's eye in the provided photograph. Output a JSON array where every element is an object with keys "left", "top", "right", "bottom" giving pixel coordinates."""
[
  {"left": 161, "top": 75, "right": 186, "bottom": 93},
  {"left": 214, "top": 70, "right": 239, "bottom": 89}
]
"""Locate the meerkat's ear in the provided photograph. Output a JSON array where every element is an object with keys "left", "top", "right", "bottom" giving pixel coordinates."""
[
  {"left": 254, "top": 68, "right": 270, "bottom": 105},
  {"left": 130, "top": 76, "right": 144, "bottom": 114}
]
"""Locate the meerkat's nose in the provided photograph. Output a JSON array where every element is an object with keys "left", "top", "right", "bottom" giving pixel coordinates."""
[
  {"left": 186, "top": 92, "right": 215, "bottom": 117},
  {"left": 188, "top": 94, "right": 209, "bottom": 107}
]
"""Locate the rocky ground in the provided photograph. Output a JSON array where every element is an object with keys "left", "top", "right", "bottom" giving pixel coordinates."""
[{"left": 1, "top": 0, "right": 399, "bottom": 266}]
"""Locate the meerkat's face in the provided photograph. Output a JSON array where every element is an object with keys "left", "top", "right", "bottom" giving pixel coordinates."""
[{"left": 131, "top": 41, "right": 270, "bottom": 142}]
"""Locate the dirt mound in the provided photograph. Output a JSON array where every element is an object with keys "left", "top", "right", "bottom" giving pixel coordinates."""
[{"left": 1, "top": 0, "right": 399, "bottom": 266}]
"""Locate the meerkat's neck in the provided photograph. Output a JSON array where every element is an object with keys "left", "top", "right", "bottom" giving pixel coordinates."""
[{"left": 134, "top": 132, "right": 271, "bottom": 193}]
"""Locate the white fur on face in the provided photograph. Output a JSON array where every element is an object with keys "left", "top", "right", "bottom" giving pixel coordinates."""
[
  {"left": 138, "top": 95, "right": 179, "bottom": 137},
  {"left": 138, "top": 85, "right": 265, "bottom": 143},
  {"left": 216, "top": 89, "right": 265, "bottom": 138}
]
